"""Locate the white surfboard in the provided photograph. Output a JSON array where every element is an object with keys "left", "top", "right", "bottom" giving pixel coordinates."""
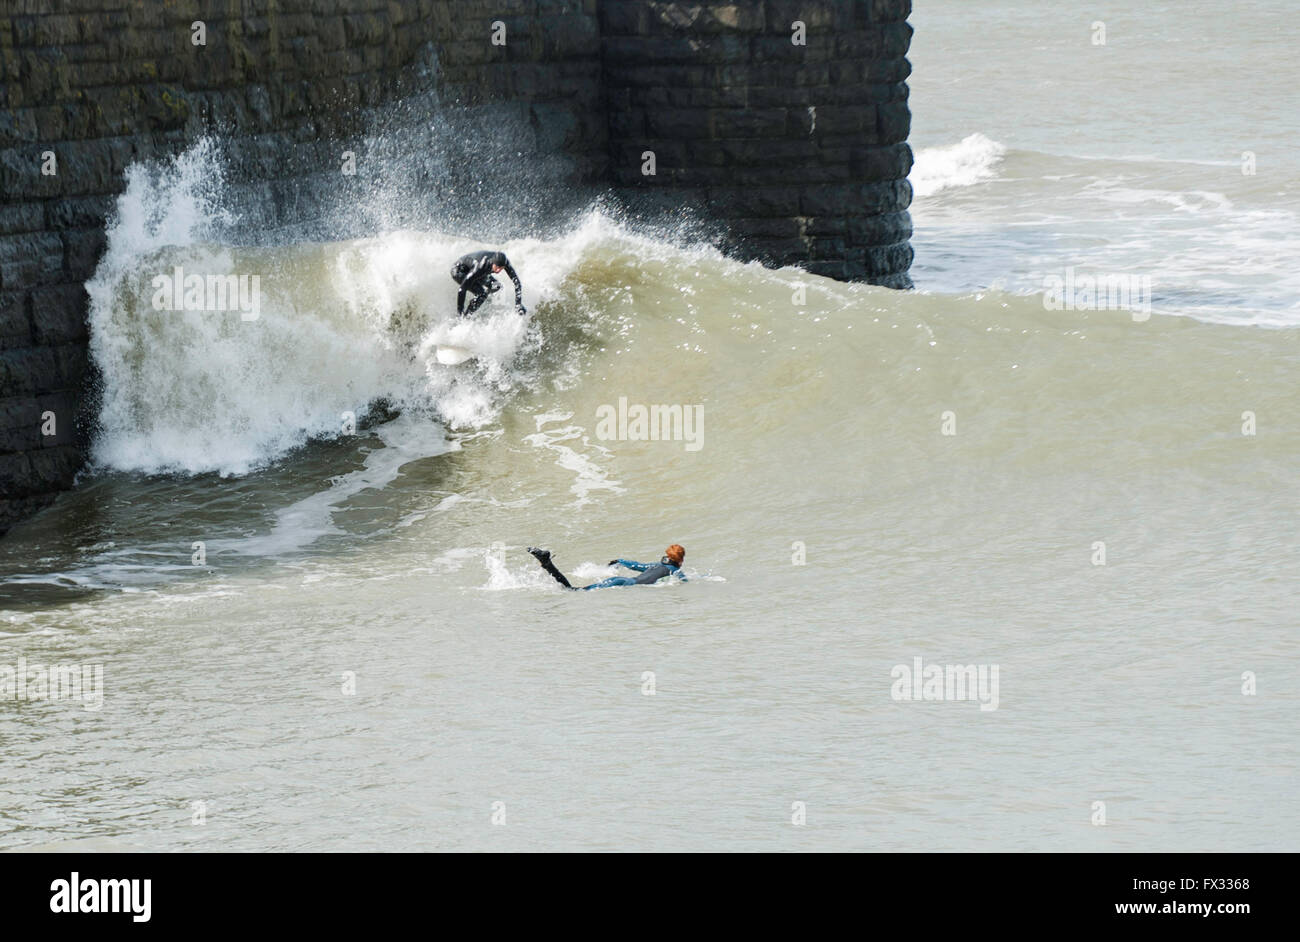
[{"left": 434, "top": 345, "right": 476, "bottom": 365}]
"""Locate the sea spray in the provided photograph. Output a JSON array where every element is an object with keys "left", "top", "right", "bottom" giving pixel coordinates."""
[{"left": 83, "top": 142, "right": 622, "bottom": 476}]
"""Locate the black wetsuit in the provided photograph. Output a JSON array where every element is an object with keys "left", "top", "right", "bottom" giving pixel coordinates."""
[
  {"left": 529, "top": 549, "right": 686, "bottom": 590},
  {"left": 451, "top": 250, "right": 523, "bottom": 316}
]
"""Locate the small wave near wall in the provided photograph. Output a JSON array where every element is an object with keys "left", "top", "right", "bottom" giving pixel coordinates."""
[{"left": 910, "top": 133, "right": 1007, "bottom": 199}]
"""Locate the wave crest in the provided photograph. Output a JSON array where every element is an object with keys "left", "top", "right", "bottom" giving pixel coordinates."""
[{"left": 910, "top": 133, "right": 1007, "bottom": 198}]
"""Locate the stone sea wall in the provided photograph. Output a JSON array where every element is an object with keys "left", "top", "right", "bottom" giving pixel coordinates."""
[{"left": 602, "top": 0, "right": 913, "bottom": 283}]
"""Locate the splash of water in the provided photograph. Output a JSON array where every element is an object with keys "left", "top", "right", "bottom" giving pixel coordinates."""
[
  {"left": 83, "top": 141, "right": 637, "bottom": 476},
  {"left": 910, "top": 133, "right": 1007, "bottom": 198}
]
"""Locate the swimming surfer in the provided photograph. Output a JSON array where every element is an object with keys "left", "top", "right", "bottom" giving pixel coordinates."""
[
  {"left": 527, "top": 545, "right": 687, "bottom": 590},
  {"left": 451, "top": 250, "right": 526, "bottom": 317}
]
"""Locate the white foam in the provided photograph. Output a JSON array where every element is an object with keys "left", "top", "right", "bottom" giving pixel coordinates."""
[
  {"left": 910, "top": 133, "right": 1007, "bottom": 199},
  {"left": 1083, "top": 182, "right": 1234, "bottom": 213},
  {"left": 523, "top": 413, "right": 624, "bottom": 505},
  {"left": 481, "top": 546, "right": 553, "bottom": 591},
  {"left": 83, "top": 141, "right": 618, "bottom": 476}
]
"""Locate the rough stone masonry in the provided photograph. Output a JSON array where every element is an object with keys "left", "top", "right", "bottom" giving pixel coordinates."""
[{"left": 0, "top": 0, "right": 912, "bottom": 534}]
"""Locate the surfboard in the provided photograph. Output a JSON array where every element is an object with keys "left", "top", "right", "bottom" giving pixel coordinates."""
[{"left": 434, "top": 345, "right": 476, "bottom": 365}]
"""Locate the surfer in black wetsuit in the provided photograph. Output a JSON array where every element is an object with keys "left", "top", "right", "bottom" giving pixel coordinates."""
[
  {"left": 451, "top": 250, "right": 526, "bottom": 317},
  {"left": 527, "top": 545, "right": 687, "bottom": 590}
]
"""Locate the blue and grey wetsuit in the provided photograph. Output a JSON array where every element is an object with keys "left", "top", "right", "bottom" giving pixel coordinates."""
[
  {"left": 582, "top": 558, "right": 687, "bottom": 590},
  {"left": 529, "top": 549, "right": 686, "bottom": 590}
]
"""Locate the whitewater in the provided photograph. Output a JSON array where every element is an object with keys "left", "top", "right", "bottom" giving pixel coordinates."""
[{"left": 2, "top": 0, "right": 1297, "bottom": 852}]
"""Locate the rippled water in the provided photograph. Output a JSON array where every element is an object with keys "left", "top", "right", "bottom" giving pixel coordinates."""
[{"left": 2, "top": 0, "right": 1297, "bottom": 851}]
